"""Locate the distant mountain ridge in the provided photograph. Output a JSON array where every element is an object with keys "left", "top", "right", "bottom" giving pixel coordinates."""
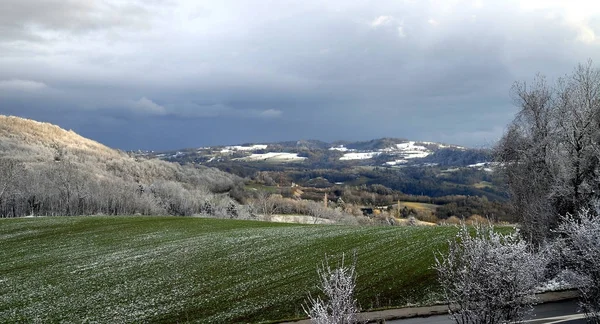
[{"left": 142, "top": 137, "right": 490, "bottom": 168}]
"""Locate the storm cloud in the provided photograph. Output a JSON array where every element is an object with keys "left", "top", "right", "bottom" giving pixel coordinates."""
[{"left": 1, "top": 0, "right": 599, "bottom": 150}]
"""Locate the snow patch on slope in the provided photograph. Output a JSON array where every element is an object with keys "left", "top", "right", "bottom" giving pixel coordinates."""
[
  {"left": 236, "top": 152, "right": 306, "bottom": 162},
  {"left": 221, "top": 145, "right": 268, "bottom": 153},
  {"left": 388, "top": 141, "right": 431, "bottom": 159},
  {"left": 340, "top": 152, "right": 381, "bottom": 160},
  {"left": 340, "top": 141, "right": 433, "bottom": 162},
  {"left": 385, "top": 159, "right": 408, "bottom": 166},
  {"left": 329, "top": 145, "right": 353, "bottom": 152}
]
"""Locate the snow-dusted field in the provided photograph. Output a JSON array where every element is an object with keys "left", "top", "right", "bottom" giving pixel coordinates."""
[
  {"left": 340, "top": 152, "right": 381, "bottom": 160},
  {"left": 268, "top": 214, "right": 335, "bottom": 224},
  {"left": 468, "top": 161, "right": 498, "bottom": 172},
  {"left": 329, "top": 145, "right": 353, "bottom": 152},
  {"left": 383, "top": 142, "right": 432, "bottom": 159},
  {"left": 0, "top": 216, "right": 458, "bottom": 323},
  {"left": 338, "top": 141, "right": 433, "bottom": 162},
  {"left": 220, "top": 144, "right": 268, "bottom": 153},
  {"left": 236, "top": 152, "right": 307, "bottom": 161}
]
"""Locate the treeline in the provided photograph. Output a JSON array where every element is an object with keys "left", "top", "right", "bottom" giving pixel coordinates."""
[
  {"left": 273, "top": 183, "right": 514, "bottom": 222},
  {"left": 419, "top": 148, "right": 491, "bottom": 166},
  {"left": 249, "top": 166, "right": 507, "bottom": 201},
  {"left": 0, "top": 156, "right": 248, "bottom": 218}
]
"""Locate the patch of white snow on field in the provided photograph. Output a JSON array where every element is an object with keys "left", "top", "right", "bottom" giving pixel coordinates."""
[
  {"left": 384, "top": 141, "right": 432, "bottom": 159},
  {"left": 221, "top": 145, "right": 268, "bottom": 153},
  {"left": 329, "top": 145, "right": 353, "bottom": 152},
  {"left": 385, "top": 159, "right": 408, "bottom": 166},
  {"left": 236, "top": 152, "right": 306, "bottom": 161},
  {"left": 421, "top": 141, "right": 466, "bottom": 150},
  {"left": 340, "top": 152, "right": 381, "bottom": 160},
  {"left": 269, "top": 215, "right": 335, "bottom": 224},
  {"left": 468, "top": 162, "right": 497, "bottom": 172}
]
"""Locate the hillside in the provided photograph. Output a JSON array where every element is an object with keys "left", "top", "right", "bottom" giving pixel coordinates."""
[
  {"left": 0, "top": 115, "right": 123, "bottom": 162},
  {"left": 142, "top": 137, "right": 490, "bottom": 168},
  {"left": 0, "top": 115, "right": 511, "bottom": 222},
  {"left": 139, "top": 137, "right": 506, "bottom": 202},
  {"left": 0, "top": 216, "right": 459, "bottom": 323},
  {"left": 0, "top": 115, "right": 246, "bottom": 218}
]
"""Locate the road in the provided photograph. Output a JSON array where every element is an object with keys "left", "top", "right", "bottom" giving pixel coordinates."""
[{"left": 387, "top": 299, "right": 586, "bottom": 324}]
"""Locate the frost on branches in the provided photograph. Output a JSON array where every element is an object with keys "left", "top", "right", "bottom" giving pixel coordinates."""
[
  {"left": 435, "top": 225, "right": 547, "bottom": 324},
  {"left": 304, "top": 252, "right": 359, "bottom": 324},
  {"left": 557, "top": 207, "right": 600, "bottom": 322}
]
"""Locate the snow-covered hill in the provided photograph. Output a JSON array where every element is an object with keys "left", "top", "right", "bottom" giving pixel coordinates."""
[
  {"left": 143, "top": 138, "right": 488, "bottom": 168},
  {"left": 333, "top": 140, "right": 465, "bottom": 165}
]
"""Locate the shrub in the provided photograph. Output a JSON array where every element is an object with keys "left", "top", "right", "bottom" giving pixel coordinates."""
[
  {"left": 435, "top": 225, "right": 547, "bottom": 324},
  {"left": 557, "top": 206, "right": 600, "bottom": 322},
  {"left": 304, "top": 253, "right": 359, "bottom": 324}
]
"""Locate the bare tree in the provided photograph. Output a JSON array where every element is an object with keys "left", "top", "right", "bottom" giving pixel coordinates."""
[
  {"left": 551, "top": 62, "right": 600, "bottom": 215},
  {"left": 556, "top": 205, "right": 600, "bottom": 322},
  {"left": 252, "top": 190, "right": 278, "bottom": 221},
  {"left": 304, "top": 252, "right": 359, "bottom": 324},
  {"left": 496, "top": 61, "right": 600, "bottom": 243},
  {"left": 435, "top": 225, "right": 548, "bottom": 324},
  {"left": 0, "top": 158, "right": 24, "bottom": 217}
]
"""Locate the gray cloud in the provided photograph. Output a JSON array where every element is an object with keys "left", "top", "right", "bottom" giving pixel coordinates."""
[
  {"left": 0, "top": 79, "right": 48, "bottom": 92},
  {"left": 0, "top": 0, "right": 156, "bottom": 41},
  {"left": 1, "top": 0, "right": 600, "bottom": 150}
]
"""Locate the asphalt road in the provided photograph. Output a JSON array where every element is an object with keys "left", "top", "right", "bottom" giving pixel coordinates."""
[{"left": 387, "top": 299, "right": 586, "bottom": 324}]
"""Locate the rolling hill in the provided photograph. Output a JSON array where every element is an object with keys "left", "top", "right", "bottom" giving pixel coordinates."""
[
  {"left": 141, "top": 137, "right": 491, "bottom": 168},
  {"left": 0, "top": 115, "right": 246, "bottom": 218}
]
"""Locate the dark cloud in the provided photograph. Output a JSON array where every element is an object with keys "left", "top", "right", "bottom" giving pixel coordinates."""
[{"left": 1, "top": 0, "right": 599, "bottom": 150}]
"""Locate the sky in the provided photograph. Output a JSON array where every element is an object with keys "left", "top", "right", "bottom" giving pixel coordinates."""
[{"left": 1, "top": 0, "right": 600, "bottom": 150}]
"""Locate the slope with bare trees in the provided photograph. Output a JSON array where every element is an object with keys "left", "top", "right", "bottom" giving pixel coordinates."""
[{"left": 0, "top": 115, "right": 248, "bottom": 218}]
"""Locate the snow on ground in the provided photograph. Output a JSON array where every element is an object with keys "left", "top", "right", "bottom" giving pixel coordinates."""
[
  {"left": 421, "top": 141, "right": 465, "bottom": 149},
  {"left": 339, "top": 141, "right": 433, "bottom": 161},
  {"left": 378, "top": 141, "right": 433, "bottom": 158},
  {"left": 385, "top": 159, "right": 408, "bottom": 166},
  {"left": 340, "top": 152, "right": 381, "bottom": 160},
  {"left": 389, "top": 142, "right": 432, "bottom": 159},
  {"left": 236, "top": 152, "right": 306, "bottom": 161},
  {"left": 394, "top": 141, "right": 427, "bottom": 151},
  {"left": 171, "top": 152, "right": 185, "bottom": 158},
  {"left": 220, "top": 144, "right": 268, "bottom": 153},
  {"left": 402, "top": 151, "right": 431, "bottom": 159},
  {"left": 535, "top": 270, "right": 578, "bottom": 293},
  {"left": 329, "top": 145, "right": 353, "bottom": 152},
  {"left": 468, "top": 162, "right": 499, "bottom": 172},
  {"left": 269, "top": 214, "right": 335, "bottom": 224}
]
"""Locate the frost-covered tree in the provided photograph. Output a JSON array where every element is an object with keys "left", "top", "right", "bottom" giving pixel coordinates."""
[
  {"left": 251, "top": 190, "right": 279, "bottom": 221},
  {"left": 496, "top": 60, "right": 600, "bottom": 244},
  {"left": 304, "top": 253, "right": 359, "bottom": 324},
  {"left": 0, "top": 158, "right": 24, "bottom": 217},
  {"left": 435, "top": 225, "right": 548, "bottom": 324},
  {"left": 557, "top": 206, "right": 600, "bottom": 322}
]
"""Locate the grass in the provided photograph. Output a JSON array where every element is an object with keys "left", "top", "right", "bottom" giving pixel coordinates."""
[
  {"left": 0, "top": 216, "right": 458, "bottom": 323},
  {"left": 398, "top": 201, "right": 439, "bottom": 212}
]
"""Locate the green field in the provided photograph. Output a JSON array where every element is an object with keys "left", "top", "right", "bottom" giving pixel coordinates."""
[{"left": 0, "top": 216, "right": 458, "bottom": 323}]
